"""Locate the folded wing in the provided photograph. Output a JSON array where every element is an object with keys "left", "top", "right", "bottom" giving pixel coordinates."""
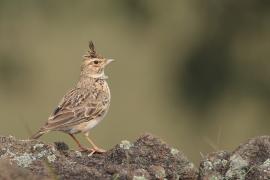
[{"left": 43, "top": 88, "right": 103, "bottom": 131}]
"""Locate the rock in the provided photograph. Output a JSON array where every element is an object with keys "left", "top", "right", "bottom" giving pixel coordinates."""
[
  {"left": 0, "top": 134, "right": 198, "bottom": 180},
  {"left": 199, "top": 151, "right": 230, "bottom": 179},
  {"left": 199, "top": 136, "right": 270, "bottom": 180},
  {"left": 0, "top": 160, "right": 48, "bottom": 180},
  {"left": 1, "top": 134, "right": 269, "bottom": 179}
]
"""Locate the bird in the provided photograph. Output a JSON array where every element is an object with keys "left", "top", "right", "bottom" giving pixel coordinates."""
[{"left": 30, "top": 41, "right": 114, "bottom": 154}]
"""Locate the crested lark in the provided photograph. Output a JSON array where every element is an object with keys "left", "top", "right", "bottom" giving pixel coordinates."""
[{"left": 31, "top": 41, "right": 114, "bottom": 154}]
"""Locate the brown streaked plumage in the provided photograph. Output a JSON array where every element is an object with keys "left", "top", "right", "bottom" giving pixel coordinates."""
[{"left": 30, "top": 41, "right": 114, "bottom": 154}]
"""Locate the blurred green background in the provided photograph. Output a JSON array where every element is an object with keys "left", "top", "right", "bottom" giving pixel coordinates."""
[{"left": 0, "top": 0, "right": 270, "bottom": 164}]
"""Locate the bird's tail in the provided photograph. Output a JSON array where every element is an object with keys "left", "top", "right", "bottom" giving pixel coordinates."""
[{"left": 30, "top": 129, "right": 47, "bottom": 139}]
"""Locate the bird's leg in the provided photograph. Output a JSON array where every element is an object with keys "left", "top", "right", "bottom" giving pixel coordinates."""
[
  {"left": 68, "top": 133, "right": 88, "bottom": 151},
  {"left": 84, "top": 132, "right": 106, "bottom": 155}
]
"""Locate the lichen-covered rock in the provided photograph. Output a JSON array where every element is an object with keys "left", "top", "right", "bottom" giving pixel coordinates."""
[
  {"left": 2, "top": 134, "right": 270, "bottom": 179},
  {"left": 0, "top": 134, "right": 198, "bottom": 180},
  {"left": 0, "top": 160, "right": 48, "bottom": 180},
  {"left": 231, "top": 136, "right": 270, "bottom": 180},
  {"left": 199, "top": 151, "right": 230, "bottom": 179},
  {"left": 199, "top": 136, "right": 270, "bottom": 180}
]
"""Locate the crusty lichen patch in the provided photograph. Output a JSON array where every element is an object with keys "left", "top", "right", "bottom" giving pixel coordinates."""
[
  {"left": 12, "top": 149, "right": 57, "bottom": 167},
  {"left": 149, "top": 165, "right": 166, "bottom": 179},
  {"left": 1, "top": 148, "right": 16, "bottom": 157},
  {"left": 37, "top": 150, "right": 48, "bottom": 159},
  {"left": 261, "top": 159, "right": 270, "bottom": 168},
  {"left": 33, "top": 143, "right": 44, "bottom": 150},
  {"left": 47, "top": 154, "right": 56, "bottom": 163},
  {"left": 13, "top": 153, "right": 36, "bottom": 168},
  {"left": 225, "top": 154, "right": 248, "bottom": 179},
  {"left": 132, "top": 175, "right": 148, "bottom": 180},
  {"left": 199, "top": 151, "right": 230, "bottom": 179},
  {"left": 202, "top": 160, "right": 213, "bottom": 171},
  {"left": 209, "top": 175, "right": 221, "bottom": 180},
  {"left": 120, "top": 140, "right": 133, "bottom": 150},
  {"left": 0, "top": 141, "right": 58, "bottom": 168},
  {"left": 170, "top": 148, "right": 179, "bottom": 156},
  {"left": 75, "top": 151, "right": 82, "bottom": 157}
]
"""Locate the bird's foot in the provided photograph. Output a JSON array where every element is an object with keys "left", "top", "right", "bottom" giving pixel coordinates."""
[
  {"left": 87, "top": 147, "right": 106, "bottom": 156},
  {"left": 78, "top": 146, "right": 106, "bottom": 156}
]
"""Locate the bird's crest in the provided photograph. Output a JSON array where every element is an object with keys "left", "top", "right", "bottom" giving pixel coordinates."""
[{"left": 83, "top": 41, "right": 100, "bottom": 59}]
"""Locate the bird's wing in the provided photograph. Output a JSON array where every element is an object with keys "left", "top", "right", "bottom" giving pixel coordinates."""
[{"left": 43, "top": 88, "right": 104, "bottom": 130}]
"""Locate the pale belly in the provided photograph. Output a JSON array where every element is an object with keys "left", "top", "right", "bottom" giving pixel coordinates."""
[
  {"left": 68, "top": 81, "right": 111, "bottom": 134},
  {"left": 69, "top": 108, "right": 109, "bottom": 134},
  {"left": 82, "top": 118, "right": 102, "bottom": 132}
]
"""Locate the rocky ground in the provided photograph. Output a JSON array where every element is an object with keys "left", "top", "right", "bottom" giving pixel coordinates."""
[{"left": 0, "top": 133, "right": 269, "bottom": 179}]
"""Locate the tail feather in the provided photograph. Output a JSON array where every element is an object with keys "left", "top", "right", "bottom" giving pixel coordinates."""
[{"left": 30, "top": 129, "right": 46, "bottom": 139}]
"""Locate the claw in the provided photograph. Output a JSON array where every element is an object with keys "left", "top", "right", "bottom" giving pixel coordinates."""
[
  {"left": 87, "top": 147, "right": 106, "bottom": 156},
  {"left": 88, "top": 149, "right": 95, "bottom": 156}
]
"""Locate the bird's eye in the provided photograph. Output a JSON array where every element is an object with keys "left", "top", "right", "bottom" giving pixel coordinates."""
[{"left": 93, "top": 60, "right": 99, "bottom": 64}]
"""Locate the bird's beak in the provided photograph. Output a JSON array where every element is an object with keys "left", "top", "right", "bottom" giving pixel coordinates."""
[{"left": 106, "top": 59, "right": 115, "bottom": 65}]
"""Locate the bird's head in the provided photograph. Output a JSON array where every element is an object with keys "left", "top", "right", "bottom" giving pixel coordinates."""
[{"left": 81, "top": 41, "right": 114, "bottom": 79}]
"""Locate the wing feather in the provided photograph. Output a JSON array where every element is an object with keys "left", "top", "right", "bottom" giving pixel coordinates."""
[{"left": 43, "top": 88, "right": 103, "bottom": 130}]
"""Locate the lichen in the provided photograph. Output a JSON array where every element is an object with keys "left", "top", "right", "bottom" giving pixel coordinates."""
[
  {"left": 1, "top": 149, "right": 16, "bottom": 158},
  {"left": 154, "top": 167, "right": 165, "bottom": 178},
  {"left": 261, "top": 159, "right": 270, "bottom": 167},
  {"left": 37, "top": 150, "right": 48, "bottom": 159},
  {"left": 259, "top": 158, "right": 270, "bottom": 173},
  {"left": 170, "top": 148, "right": 179, "bottom": 156},
  {"left": 221, "top": 159, "right": 228, "bottom": 167},
  {"left": 8, "top": 135, "right": 15, "bottom": 139},
  {"left": 112, "top": 173, "right": 120, "bottom": 180},
  {"left": 186, "top": 162, "right": 195, "bottom": 169},
  {"left": 75, "top": 151, "right": 82, "bottom": 157},
  {"left": 225, "top": 154, "right": 248, "bottom": 179},
  {"left": 209, "top": 175, "right": 220, "bottom": 180},
  {"left": 33, "top": 143, "right": 44, "bottom": 150},
  {"left": 133, "top": 175, "right": 148, "bottom": 180},
  {"left": 213, "top": 159, "right": 228, "bottom": 167},
  {"left": 203, "top": 161, "right": 213, "bottom": 170},
  {"left": 149, "top": 165, "right": 166, "bottom": 179},
  {"left": 13, "top": 153, "right": 36, "bottom": 168},
  {"left": 47, "top": 154, "right": 56, "bottom": 163},
  {"left": 120, "top": 140, "right": 133, "bottom": 150},
  {"left": 35, "top": 148, "right": 57, "bottom": 163}
]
